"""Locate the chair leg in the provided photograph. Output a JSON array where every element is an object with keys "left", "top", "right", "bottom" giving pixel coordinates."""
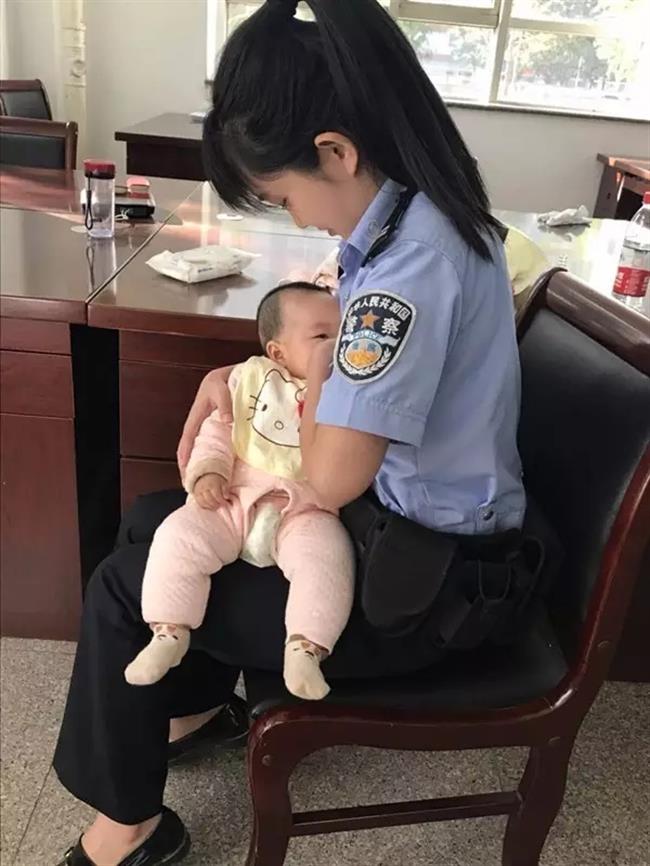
[
  {"left": 501, "top": 736, "right": 575, "bottom": 866},
  {"left": 245, "top": 737, "right": 296, "bottom": 866}
]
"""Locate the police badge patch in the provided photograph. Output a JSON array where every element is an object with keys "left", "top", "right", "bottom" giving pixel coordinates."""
[{"left": 335, "top": 291, "right": 416, "bottom": 382}]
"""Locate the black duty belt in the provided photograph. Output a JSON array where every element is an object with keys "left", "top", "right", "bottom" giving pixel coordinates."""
[{"left": 340, "top": 492, "right": 557, "bottom": 650}]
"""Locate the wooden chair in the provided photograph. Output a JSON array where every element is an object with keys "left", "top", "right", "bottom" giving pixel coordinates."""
[
  {"left": 242, "top": 270, "right": 650, "bottom": 866},
  {"left": 0, "top": 117, "right": 78, "bottom": 171},
  {"left": 0, "top": 78, "right": 52, "bottom": 119},
  {"left": 514, "top": 266, "right": 564, "bottom": 329}
]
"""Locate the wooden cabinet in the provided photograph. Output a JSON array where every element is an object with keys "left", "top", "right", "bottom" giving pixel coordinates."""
[
  {"left": 120, "top": 361, "right": 209, "bottom": 461},
  {"left": 118, "top": 331, "right": 259, "bottom": 512},
  {"left": 1, "top": 349, "right": 73, "bottom": 416},
  {"left": 0, "top": 319, "right": 81, "bottom": 639},
  {"left": 115, "top": 113, "right": 205, "bottom": 182}
]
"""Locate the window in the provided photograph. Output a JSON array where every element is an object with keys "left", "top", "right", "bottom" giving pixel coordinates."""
[{"left": 212, "top": 0, "right": 650, "bottom": 119}]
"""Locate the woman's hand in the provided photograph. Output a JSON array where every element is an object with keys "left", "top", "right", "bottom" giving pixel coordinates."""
[
  {"left": 307, "top": 338, "right": 336, "bottom": 386},
  {"left": 177, "top": 367, "right": 234, "bottom": 474},
  {"left": 301, "top": 338, "right": 388, "bottom": 510}
]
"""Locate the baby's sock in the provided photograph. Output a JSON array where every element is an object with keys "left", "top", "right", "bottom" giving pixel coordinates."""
[
  {"left": 283, "top": 635, "right": 330, "bottom": 700},
  {"left": 125, "top": 623, "right": 190, "bottom": 686}
]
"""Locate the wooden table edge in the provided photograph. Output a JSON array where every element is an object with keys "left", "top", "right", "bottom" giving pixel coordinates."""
[
  {"left": 0, "top": 296, "right": 87, "bottom": 324},
  {"left": 114, "top": 130, "right": 202, "bottom": 149},
  {"left": 596, "top": 153, "right": 650, "bottom": 181},
  {"left": 87, "top": 302, "right": 258, "bottom": 342}
]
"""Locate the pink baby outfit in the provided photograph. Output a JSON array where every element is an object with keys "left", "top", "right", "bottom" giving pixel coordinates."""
[{"left": 141, "top": 357, "right": 355, "bottom": 653}]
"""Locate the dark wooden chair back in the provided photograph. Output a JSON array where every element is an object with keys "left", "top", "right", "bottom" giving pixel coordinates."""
[
  {"left": 0, "top": 117, "right": 78, "bottom": 171},
  {"left": 241, "top": 270, "right": 650, "bottom": 866},
  {"left": 520, "top": 273, "right": 650, "bottom": 643},
  {"left": 0, "top": 79, "right": 52, "bottom": 120},
  {"left": 514, "top": 265, "right": 564, "bottom": 329}
]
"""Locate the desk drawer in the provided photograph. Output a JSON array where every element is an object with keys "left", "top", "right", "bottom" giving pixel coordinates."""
[
  {"left": 0, "top": 319, "right": 70, "bottom": 354},
  {"left": 126, "top": 142, "right": 205, "bottom": 182},
  {"left": 120, "top": 331, "right": 258, "bottom": 367},
  {"left": 120, "top": 361, "right": 208, "bottom": 460},
  {"left": 1, "top": 413, "right": 81, "bottom": 639},
  {"left": 0, "top": 350, "right": 73, "bottom": 417}
]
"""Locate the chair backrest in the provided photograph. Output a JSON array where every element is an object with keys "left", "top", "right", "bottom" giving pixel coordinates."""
[
  {"left": 518, "top": 272, "right": 650, "bottom": 649},
  {"left": 0, "top": 117, "right": 78, "bottom": 170},
  {"left": 0, "top": 79, "right": 52, "bottom": 120},
  {"left": 515, "top": 266, "right": 565, "bottom": 330}
]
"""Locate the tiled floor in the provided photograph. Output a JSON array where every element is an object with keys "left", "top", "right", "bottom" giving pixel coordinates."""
[{"left": 1, "top": 637, "right": 648, "bottom": 866}]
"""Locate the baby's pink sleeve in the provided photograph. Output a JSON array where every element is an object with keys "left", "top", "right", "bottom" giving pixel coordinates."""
[{"left": 183, "top": 366, "right": 241, "bottom": 494}]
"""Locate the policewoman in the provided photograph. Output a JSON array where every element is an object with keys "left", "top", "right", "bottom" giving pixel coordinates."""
[{"left": 54, "top": 1, "right": 527, "bottom": 864}]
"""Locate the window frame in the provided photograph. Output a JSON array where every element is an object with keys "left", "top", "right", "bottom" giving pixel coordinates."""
[{"left": 211, "top": 0, "right": 650, "bottom": 121}]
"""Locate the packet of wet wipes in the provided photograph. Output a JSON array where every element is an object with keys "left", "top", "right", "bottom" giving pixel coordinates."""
[{"left": 146, "top": 245, "right": 258, "bottom": 283}]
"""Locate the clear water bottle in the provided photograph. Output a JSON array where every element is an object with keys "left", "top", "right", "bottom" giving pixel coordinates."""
[
  {"left": 613, "top": 191, "right": 650, "bottom": 313},
  {"left": 83, "top": 159, "right": 116, "bottom": 239}
]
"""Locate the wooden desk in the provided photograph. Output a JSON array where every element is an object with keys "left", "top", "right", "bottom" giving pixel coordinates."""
[
  {"left": 497, "top": 210, "right": 649, "bottom": 319},
  {"left": 89, "top": 182, "right": 336, "bottom": 509},
  {"left": 594, "top": 153, "right": 650, "bottom": 220},
  {"left": 115, "top": 113, "right": 204, "bottom": 181},
  {"left": 0, "top": 167, "right": 196, "bottom": 639}
]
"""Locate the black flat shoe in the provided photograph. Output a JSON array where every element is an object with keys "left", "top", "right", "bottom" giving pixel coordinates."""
[
  {"left": 168, "top": 695, "right": 249, "bottom": 764},
  {"left": 57, "top": 806, "right": 190, "bottom": 865}
]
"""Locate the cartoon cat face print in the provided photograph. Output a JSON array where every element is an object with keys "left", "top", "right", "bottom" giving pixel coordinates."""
[{"left": 248, "top": 369, "right": 305, "bottom": 448}]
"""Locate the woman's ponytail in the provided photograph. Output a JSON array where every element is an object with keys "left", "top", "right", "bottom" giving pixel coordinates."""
[
  {"left": 206, "top": 0, "right": 499, "bottom": 259},
  {"left": 304, "top": 0, "right": 498, "bottom": 258}
]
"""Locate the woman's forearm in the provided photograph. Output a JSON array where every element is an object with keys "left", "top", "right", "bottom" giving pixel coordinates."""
[
  {"left": 177, "top": 364, "right": 236, "bottom": 471},
  {"left": 300, "top": 370, "right": 387, "bottom": 510},
  {"left": 299, "top": 374, "right": 323, "bottom": 473}
]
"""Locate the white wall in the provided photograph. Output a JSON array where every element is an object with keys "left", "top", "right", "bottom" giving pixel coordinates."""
[
  {"left": 4, "top": 0, "right": 649, "bottom": 213},
  {"left": 3, "top": 0, "right": 207, "bottom": 169},
  {"left": 451, "top": 105, "right": 650, "bottom": 212},
  {"left": 4, "top": 0, "right": 62, "bottom": 116},
  {"left": 84, "top": 0, "right": 207, "bottom": 167},
  {"left": 1, "top": 0, "right": 11, "bottom": 78}
]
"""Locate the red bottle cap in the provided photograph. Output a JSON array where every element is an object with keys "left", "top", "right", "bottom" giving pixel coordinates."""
[
  {"left": 84, "top": 159, "right": 116, "bottom": 179},
  {"left": 644, "top": 191, "right": 650, "bottom": 205}
]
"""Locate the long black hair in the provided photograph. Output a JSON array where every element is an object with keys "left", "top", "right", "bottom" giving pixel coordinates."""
[{"left": 204, "top": 0, "right": 500, "bottom": 259}]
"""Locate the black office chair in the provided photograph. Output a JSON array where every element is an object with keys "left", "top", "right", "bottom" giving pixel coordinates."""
[
  {"left": 0, "top": 79, "right": 52, "bottom": 119},
  {"left": 241, "top": 271, "right": 650, "bottom": 866},
  {"left": 0, "top": 117, "right": 78, "bottom": 170}
]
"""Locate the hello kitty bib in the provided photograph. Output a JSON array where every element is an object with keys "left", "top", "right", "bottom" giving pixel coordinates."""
[{"left": 230, "top": 357, "right": 306, "bottom": 481}]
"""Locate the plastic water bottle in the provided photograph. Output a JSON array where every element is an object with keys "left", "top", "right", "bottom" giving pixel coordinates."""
[
  {"left": 613, "top": 191, "right": 650, "bottom": 313},
  {"left": 83, "top": 159, "right": 115, "bottom": 239}
]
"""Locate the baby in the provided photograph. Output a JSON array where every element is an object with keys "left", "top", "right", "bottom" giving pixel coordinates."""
[{"left": 125, "top": 282, "right": 354, "bottom": 700}]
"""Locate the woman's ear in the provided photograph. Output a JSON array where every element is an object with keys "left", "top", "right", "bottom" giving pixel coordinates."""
[
  {"left": 314, "top": 132, "right": 359, "bottom": 178},
  {"left": 266, "top": 340, "right": 285, "bottom": 364}
]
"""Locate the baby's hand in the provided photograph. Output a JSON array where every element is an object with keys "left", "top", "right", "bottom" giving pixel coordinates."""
[{"left": 194, "top": 473, "right": 230, "bottom": 510}]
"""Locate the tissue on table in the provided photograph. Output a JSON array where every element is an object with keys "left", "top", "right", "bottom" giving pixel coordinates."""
[
  {"left": 537, "top": 205, "right": 591, "bottom": 227},
  {"left": 146, "top": 245, "right": 258, "bottom": 283}
]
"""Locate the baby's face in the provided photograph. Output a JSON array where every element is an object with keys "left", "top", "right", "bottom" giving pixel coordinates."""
[{"left": 272, "top": 291, "right": 340, "bottom": 379}]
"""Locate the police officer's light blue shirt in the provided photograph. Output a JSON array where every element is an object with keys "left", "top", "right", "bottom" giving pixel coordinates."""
[{"left": 316, "top": 178, "right": 526, "bottom": 534}]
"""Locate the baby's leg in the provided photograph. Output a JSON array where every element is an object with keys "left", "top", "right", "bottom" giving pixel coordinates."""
[
  {"left": 275, "top": 510, "right": 355, "bottom": 700},
  {"left": 125, "top": 498, "right": 243, "bottom": 685}
]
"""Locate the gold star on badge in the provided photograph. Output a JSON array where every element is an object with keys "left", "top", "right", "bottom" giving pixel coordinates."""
[{"left": 360, "top": 310, "right": 380, "bottom": 329}]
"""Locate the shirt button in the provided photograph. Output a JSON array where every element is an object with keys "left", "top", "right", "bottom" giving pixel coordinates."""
[
  {"left": 482, "top": 509, "right": 494, "bottom": 521},
  {"left": 367, "top": 219, "right": 380, "bottom": 239}
]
